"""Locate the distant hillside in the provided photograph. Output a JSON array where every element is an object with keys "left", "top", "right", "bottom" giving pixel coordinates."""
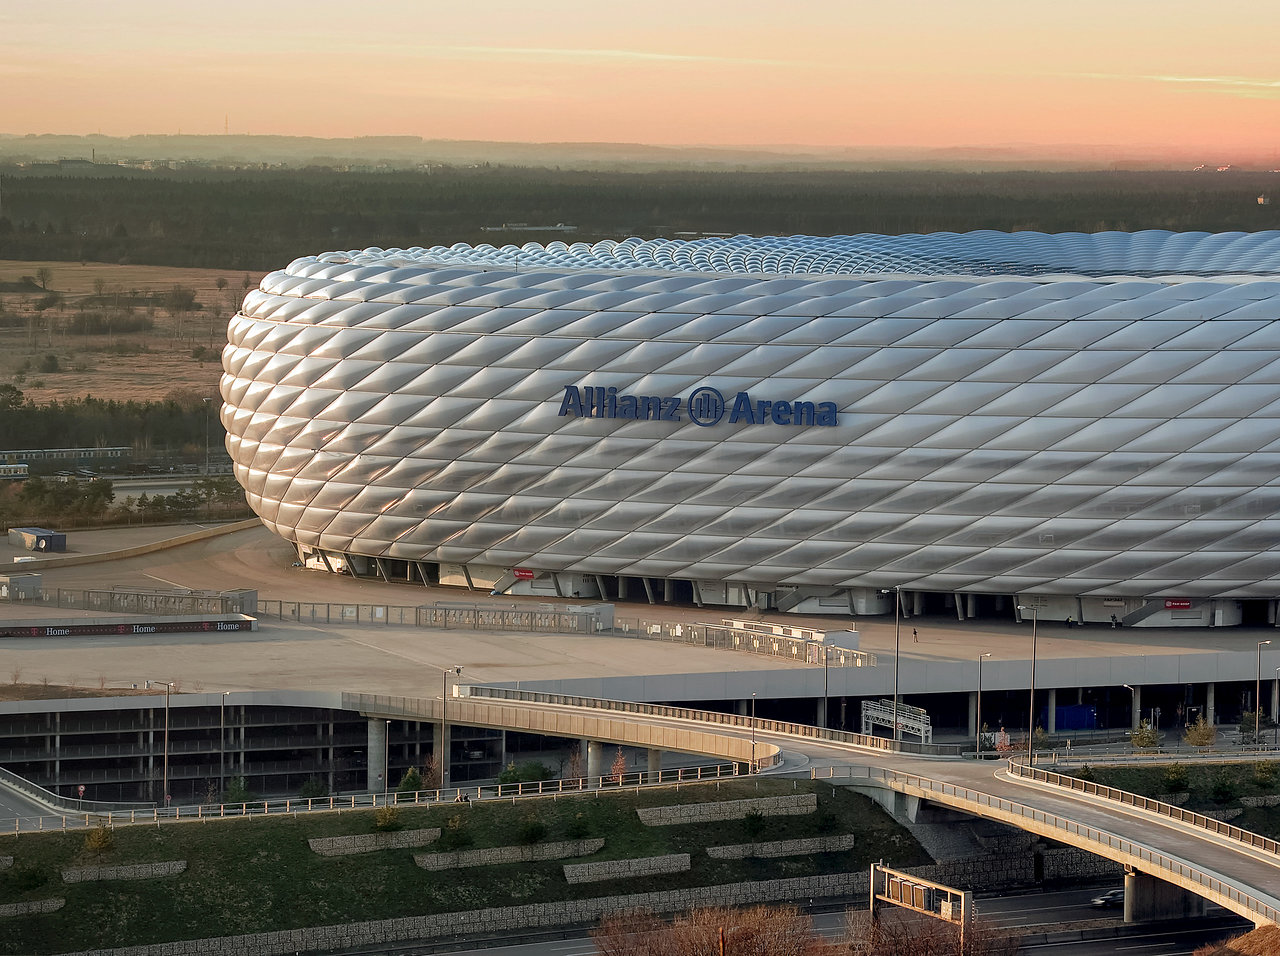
[{"left": 3, "top": 132, "right": 1277, "bottom": 172}]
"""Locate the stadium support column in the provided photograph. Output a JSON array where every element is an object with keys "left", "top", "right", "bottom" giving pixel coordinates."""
[
  {"left": 1206, "top": 683, "right": 1215, "bottom": 725},
  {"left": 968, "top": 691, "right": 978, "bottom": 737},
  {"left": 586, "top": 741, "right": 604, "bottom": 785},
  {"left": 1047, "top": 689, "right": 1056, "bottom": 734},
  {"left": 1131, "top": 686, "right": 1142, "bottom": 731},
  {"left": 647, "top": 749, "right": 662, "bottom": 783},
  {"left": 367, "top": 719, "right": 388, "bottom": 793}
]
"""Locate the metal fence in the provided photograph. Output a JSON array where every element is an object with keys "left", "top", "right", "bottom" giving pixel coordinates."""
[
  {"left": 1, "top": 762, "right": 744, "bottom": 833},
  {"left": 1008, "top": 757, "right": 1280, "bottom": 861},
  {"left": 16, "top": 587, "right": 248, "bottom": 617}
]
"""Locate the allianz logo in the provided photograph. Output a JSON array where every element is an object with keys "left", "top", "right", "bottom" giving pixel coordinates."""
[{"left": 558, "top": 385, "right": 838, "bottom": 427}]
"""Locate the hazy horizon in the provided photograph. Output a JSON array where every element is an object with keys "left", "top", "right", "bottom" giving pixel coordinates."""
[{"left": 6, "top": 1, "right": 1279, "bottom": 165}]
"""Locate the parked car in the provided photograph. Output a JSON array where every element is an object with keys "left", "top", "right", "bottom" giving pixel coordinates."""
[{"left": 1091, "top": 888, "right": 1125, "bottom": 908}]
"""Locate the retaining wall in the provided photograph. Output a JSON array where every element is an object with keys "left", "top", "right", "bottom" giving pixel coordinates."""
[
  {"left": 308, "top": 828, "right": 440, "bottom": 857},
  {"left": 637, "top": 793, "right": 816, "bottom": 826},
  {"left": 416, "top": 838, "right": 604, "bottom": 871}
]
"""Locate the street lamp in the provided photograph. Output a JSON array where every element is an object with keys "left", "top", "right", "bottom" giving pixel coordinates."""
[
  {"left": 440, "top": 665, "right": 462, "bottom": 790},
  {"left": 218, "top": 691, "right": 230, "bottom": 797},
  {"left": 881, "top": 586, "right": 902, "bottom": 744},
  {"left": 975, "top": 653, "right": 992, "bottom": 759},
  {"left": 144, "top": 680, "right": 173, "bottom": 807},
  {"left": 1016, "top": 605, "right": 1039, "bottom": 766},
  {"left": 1274, "top": 666, "right": 1279, "bottom": 750},
  {"left": 1257, "top": 640, "right": 1271, "bottom": 746}
]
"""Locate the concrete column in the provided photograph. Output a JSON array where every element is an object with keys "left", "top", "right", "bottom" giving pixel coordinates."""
[
  {"left": 432, "top": 721, "right": 445, "bottom": 788},
  {"left": 968, "top": 691, "right": 978, "bottom": 737},
  {"left": 1122, "top": 871, "right": 1205, "bottom": 923},
  {"left": 1131, "top": 686, "right": 1142, "bottom": 732},
  {"left": 586, "top": 740, "right": 604, "bottom": 783},
  {"left": 1272, "top": 678, "right": 1279, "bottom": 724},
  {"left": 735, "top": 699, "right": 749, "bottom": 717},
  {"left": 647, "top": 748, "right": 662, "bottom": 783},
  {"left": 1047, "top": 689, "right": 1057, "bottom": 735},
  {"left": 1206, "top": 683, "right": 1216, "bottom": 726},
  {"left": 816, "top": 697, "right": 827, "bottom": 728},
  {"left": 367, "top": 718, "right": 388, "bottom": 793}
]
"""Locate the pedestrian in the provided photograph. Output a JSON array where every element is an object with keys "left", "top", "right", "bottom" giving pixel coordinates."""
[
  {"left": 1066, "top": 616, "right": 1073, "bottom": 628},
  {"left": 1110, "top": 614, "right": 1118, "bottom": 629},
  {"left": 912, "top": 627, "right": 918, "bottom": 643}
]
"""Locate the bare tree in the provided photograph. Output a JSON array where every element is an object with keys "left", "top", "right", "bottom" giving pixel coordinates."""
[{"left": 35, "top": 266, "right": 52, "bottom": 290}]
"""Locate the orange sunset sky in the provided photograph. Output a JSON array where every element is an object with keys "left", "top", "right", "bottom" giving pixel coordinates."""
[{"left": 5, "top": 0, "right": 1279, "bottom": 159}]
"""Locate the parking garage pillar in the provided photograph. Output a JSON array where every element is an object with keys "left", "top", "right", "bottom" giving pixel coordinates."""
[
  {"left": 1047, "top": 688, "right": 1057, "bottom": 735},
  {"left": 968, "top": 691, "right": 978, "bottom": 737},
  {"left": 647, "top": 748, "right": 662, "bottom": 783},
  {"left": 1206, "top": 683, "right": 1215, "bottom": 726},
  {"left": 367, "top": 719, "right": 388, "bottom": 793},
  {"left": 1131, "top": 686, "right": 1142, "bottom": 732},
  {"left": 816, "top": 697, "right": 827, "bottom": 728},
  {"left": 1122, "top": 870, "right": 1205, "bottom": 923},
  {"left": 586, "top": 740, "right": 604, "bottom": 784}
]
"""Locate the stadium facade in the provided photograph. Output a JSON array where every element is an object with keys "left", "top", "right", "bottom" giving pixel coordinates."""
[{"left": 221, "top": 231, "right": 1280, "bottom": 628}]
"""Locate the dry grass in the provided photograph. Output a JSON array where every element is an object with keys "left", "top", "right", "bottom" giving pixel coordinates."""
[
  {"left": 0, "top": 260, "right": 265, "bottom": 403},
  {"left": 1194, "top": 925, "right": 1280, "bottom": 956}
]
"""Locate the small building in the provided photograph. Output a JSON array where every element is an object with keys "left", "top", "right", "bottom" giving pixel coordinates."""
[{"left": 7, "top": 527, "right": 67, "bottom": 552}]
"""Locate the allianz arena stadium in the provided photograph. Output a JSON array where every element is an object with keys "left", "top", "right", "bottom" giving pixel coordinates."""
[{"left": 221, "top": 231, "right": 1280, "bottom": 628}]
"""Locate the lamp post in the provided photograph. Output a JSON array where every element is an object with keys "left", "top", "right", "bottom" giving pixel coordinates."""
[
  {"left": 747, "top": 691, "right": 757, "bottom": 772},
  {"left": 144, "top": 680, "right": 173, "bottom": 808},
  {"left": 1257, "top": 640, "right": 1271, "bottom": 746},
  {"left": 975, "top": 653, "right": 992, "bottom": 759},
  {"left": 820, "top": 642, "right": 830, "bottom": 730},
  {"left": 440, "top": 665, "right": 462, "bottom": 789},
  {"left": 881, "top": 586, "right": 902, "bottom": 744},
  {"left": 1016, "top": 605, "right": 1039, "bottom": 765},
  {"left": 1274, "top": 666, "right": 1279, "bottom": 750},
  {"left": 218, "top": 691, "right": 230, "bottom": 797}
]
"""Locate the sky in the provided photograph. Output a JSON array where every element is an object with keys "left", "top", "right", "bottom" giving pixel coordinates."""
[{"left": 4, "top": 0, "right": 1279, "bottom": 159}]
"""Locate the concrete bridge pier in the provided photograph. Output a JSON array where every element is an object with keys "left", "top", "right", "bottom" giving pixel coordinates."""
[
  {"left": 1123, "top": 870, "right": 1205, "bottom": 923},
  {"left": 647, "top": 748, "right": 662, "bottom": 782},
  {"left": 586, "top": 740, "right": 604, "bottom": 783},
  {"left": 1206, "top": 683, "right": 1215, "bottom": 725}
]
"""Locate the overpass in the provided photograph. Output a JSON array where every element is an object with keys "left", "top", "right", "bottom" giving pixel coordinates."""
[{"left": 352, "top": 685, "right": 1280, "bottom": 927}]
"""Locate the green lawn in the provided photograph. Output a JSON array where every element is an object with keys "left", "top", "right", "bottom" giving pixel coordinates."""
[{"left": 0, "top": 779, "right": 926, "bottom": 954}]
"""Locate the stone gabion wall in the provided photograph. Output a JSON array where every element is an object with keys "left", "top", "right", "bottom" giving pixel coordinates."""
[
  {"left": 637, "top": 793, "right": 816, "bottom": 826},
  {"left": 564, "top": 853, "right": 690, "bottom": 885},
  {"left": 0, "top": 898, "right": 63, "bottom": 918},
  {"left": 308, "top": 828, "right": 441, "bottom": 856},
  {"left": 707, "top": 834, "right": 857, "bottom": 860},
  {"left": 62, "top": 861, "right": 186, "bottom": 884},
  {"left": 416, "top": 838, "right": 605, "bottom": 871},
  {"left": 64, "top": 846, "right": 1130, "bottom": 956},
  {"left": 0, "top": 856, "right": 11, "bottom": 870},
  {"left": 1042, "top": 847, "right": 1125, "bottom": 883}
]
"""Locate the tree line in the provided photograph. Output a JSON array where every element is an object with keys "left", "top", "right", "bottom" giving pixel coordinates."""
[{"left": 1, "top": 166, "right": 1277, "bottom": 271}]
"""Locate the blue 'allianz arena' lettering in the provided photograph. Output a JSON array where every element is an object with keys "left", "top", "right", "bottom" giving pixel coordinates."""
[{"left": 558, "top": 385, "right": 837, "bottom": 427}]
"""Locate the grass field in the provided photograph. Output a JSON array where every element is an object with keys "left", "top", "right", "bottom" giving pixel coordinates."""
[
  {"left": 0, "top": 778, "right": 925, "bottom": 954},
  {"left": 0, "top": 261, "right": 264, "bottom": 404}
]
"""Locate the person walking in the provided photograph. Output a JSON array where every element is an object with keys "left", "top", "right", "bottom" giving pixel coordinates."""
[{"left": 912, "top": 627, "right": 918, "bottom": 643}]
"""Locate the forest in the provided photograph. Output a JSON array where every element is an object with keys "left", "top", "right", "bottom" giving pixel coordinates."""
[{"left": 0, "top": 165, "right": 1277, "bottom": 271}]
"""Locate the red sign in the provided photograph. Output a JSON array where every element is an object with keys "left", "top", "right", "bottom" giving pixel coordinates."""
[
  {"left": 513, "top": 569, "right": 534, "bottom": 580},
  {"left": 1164, "top": 599, "right": 1192, "bottom": 610},
  {"left": 77, "top": 785, "right": 85, "bottom": 797}
]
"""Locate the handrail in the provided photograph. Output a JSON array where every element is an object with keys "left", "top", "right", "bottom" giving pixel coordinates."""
[
  {"left": 1007, "top": 758, "right": 1280, "bottom": 861},
  {"left": 461, "top": 685, "right": 965, "bottom": 758},
  {"left": 0, "top": 765, "right": 155, "bottom": 813},
  {"left": 814, "top": 764, "right": 1280, "bottom": 927}
]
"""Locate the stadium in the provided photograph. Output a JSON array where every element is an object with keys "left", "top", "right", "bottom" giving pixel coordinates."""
[{"left": 221, "top": 231, "right": 1280, "bottom": 628}]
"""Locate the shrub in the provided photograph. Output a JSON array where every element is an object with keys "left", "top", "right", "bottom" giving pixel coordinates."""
[
  {"left": 742, "top": 810, "right": 767, "bottom": 842},
  {"left": 565, "top": 813, "right": 590, "bottom": 839},
  {"left": 498, "top": 761, "right": 555, "bottom": 785},
  {"left": 437, "top": 813, "right": 473, "bottom": 851},
  {"left": 396, "top": 767, "right": 424, "bottom": 794},
  {"left": 1161, "top": 762, "right": 1189, "bottom": 793},
  {"left": 1075, "top": 764, "right": 1096, "bottom": 783},
  {"left": 373, "top": 806, "right": 401, "bottom": 831},
  {"left": 1183, "top": 715, "right": 1217, "bottom": 748},
  {"left": 1210, "top": 769, "right": 1237, "bottom": 804},
  {"left": 1130, "top": 720, "right": 1159, "bottom": 749},
  {"left": 1253, "top": 761, "right": 1276, "bottom": 788},
  {"left": 517, "top": 819, "right": 548, "bottom": 845},
  {"left": 83, "top": 824, "right": 113, "bottom": 859},
  {"left": 298, "top": 776, "right": 329, "bottom": 799},
  {"left": 223, "top": 776, "right": 252, "bottom": 804}
]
